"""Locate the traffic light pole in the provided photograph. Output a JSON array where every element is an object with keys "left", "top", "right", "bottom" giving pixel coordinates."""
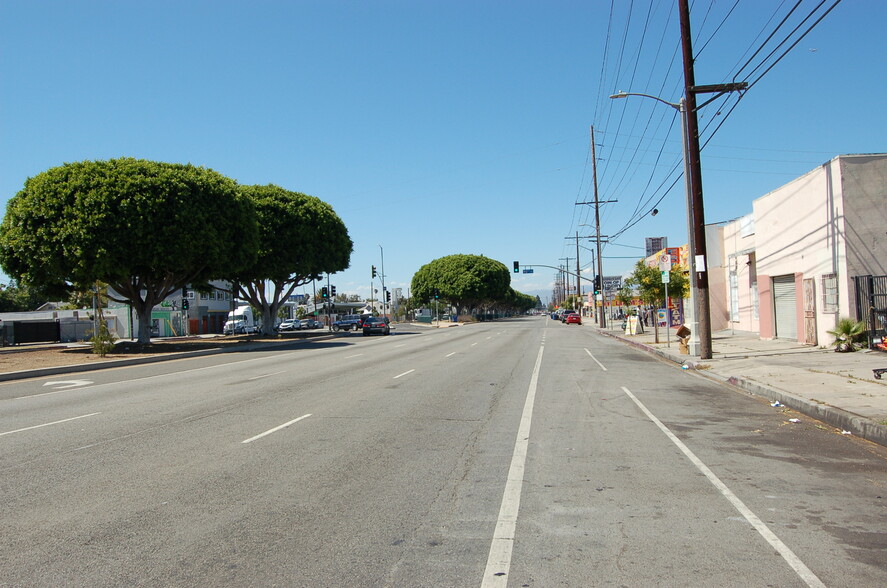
[
  {"left": 379, "top": 245, "right": 386, "bottom": 318},
  {"left": 523, "top": 264, "right": 595, "bottom": 284},
  {"left": 326, "top": 274, "right": 332, "bottom": 332}
]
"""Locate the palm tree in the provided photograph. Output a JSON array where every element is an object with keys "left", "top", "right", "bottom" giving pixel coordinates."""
[{"left": 827, "top": 317, "right": 866, "bottom": 352}]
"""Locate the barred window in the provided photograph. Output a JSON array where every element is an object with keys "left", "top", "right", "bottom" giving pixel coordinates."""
[{"left": 821, "top": 274, "right": 838, "bottom": 313}]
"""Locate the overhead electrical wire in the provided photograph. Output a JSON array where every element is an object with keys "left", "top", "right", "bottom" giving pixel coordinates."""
[{"left": 582, "top": 0, "right": 845, "bottom": 267}]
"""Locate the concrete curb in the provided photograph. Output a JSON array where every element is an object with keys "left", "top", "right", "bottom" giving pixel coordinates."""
[
  {"left": 597, "top": 328, "right": 887, "bottom": 448},
  {"left": 0, "top": 336, "right": 337, "bottom": 383}
]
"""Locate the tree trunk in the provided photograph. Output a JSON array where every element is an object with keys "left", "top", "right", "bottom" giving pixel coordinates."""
[
  {"left": 261, "top": 305, "right": 277, "bottom": 336},
  {"left": 136, "top": 303, "right": 153, "bottom": 344}
]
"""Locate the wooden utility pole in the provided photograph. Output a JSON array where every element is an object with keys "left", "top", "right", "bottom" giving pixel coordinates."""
[
  {"left": 575, "top": 232, "right": 581, "bottom": 312},
  {"left": 678, "top": 0, "right": 711, "bottom": 359},
  {"left": 591, "top": 126, "right": 606, "bottom": 328},
  {"left": 678, "top": 0, "right": 747, "bottom": 359}
]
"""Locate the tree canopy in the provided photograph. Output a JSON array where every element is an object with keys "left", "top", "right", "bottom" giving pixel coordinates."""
[
  {"left": 623, "top": 259, "right": 689, "bottom": 306},
  {"left": 411, "top": 254, "right": 513, "bottom": 312},
  {"left": 231, "top": 184, "right": 352, "bottom": 334},
  {"left": 0, "top": 158, "right": 259, "bottom": 342},
  {"left": 501, "top": 288, "right": 538, "bottom": 314}
]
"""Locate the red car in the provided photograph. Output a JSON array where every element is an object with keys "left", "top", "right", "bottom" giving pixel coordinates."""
[{"left": 564, "top": 313, "right": 582, "bottom": 325}]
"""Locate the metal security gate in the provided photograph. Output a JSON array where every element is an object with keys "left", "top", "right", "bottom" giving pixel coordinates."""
[
  {"left": 854, "top": 275, "right": 887, "bottom": 350},
  {"left": 773, "top": 275, "right": 797, "bottom": 340}
]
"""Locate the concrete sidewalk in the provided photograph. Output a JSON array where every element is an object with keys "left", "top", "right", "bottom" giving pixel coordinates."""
[{"left": 594, "top": 321, "right": 887, "bottom": 447}]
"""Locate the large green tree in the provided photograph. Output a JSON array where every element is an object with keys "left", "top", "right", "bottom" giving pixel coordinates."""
[
  {"left": 0, "top": 280, "right": 45, "bottom": 312},
  {"left": 500, "top": 288, "right": 537, "bottom": 314},
  {"left": 0, "top": 158, "right": 258, "bottom": 343},
  {"left": 411, "top": 254, "right": 511, "bottom": 313},
  {"left": 231, "top": 184, "right": 352, "bottom": 335}
]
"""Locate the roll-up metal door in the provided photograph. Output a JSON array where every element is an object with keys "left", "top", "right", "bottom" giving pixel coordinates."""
[{"left": 773, "top": 275, "right": 797, "bottom": 340}]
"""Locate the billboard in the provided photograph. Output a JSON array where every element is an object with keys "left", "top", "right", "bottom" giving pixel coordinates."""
[
  {"left": 603, "top": 275, "right": 622, "bottom": 294},
  {"left": 645, "top": 237, "right": 668, "bottom": 258}
]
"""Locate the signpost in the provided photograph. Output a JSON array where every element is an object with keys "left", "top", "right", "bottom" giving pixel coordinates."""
[{"left": 659, "top": 255, "right": 672, "bottom": 347}]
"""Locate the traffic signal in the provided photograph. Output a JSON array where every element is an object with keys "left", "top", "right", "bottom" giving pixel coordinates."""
[
  {"left": 321, "top": 286, "right": 329, "bottom": 299},
  {"left": 182, "top": 286, "right": 188, "bottom": 297},
  {"left": 593, "top": 275, "right": 601, "bottom": 295},
  {"left": 513, "top": 261, "right": 520, "bottom": 273},
  {"left": 182, "top": 300, "right": 189, "bottom": 310},
  {"left": 372, "top": 265, "right": 377, "bottom": 278},
  {"left": 433, "top": 288, "right": 440, "bottom": 299},
  {"left": 386, "top": 290, "right": 391, "bottom": 302},
  {"left": 330, "top": 285, "right": 337, "bottom": 296}
]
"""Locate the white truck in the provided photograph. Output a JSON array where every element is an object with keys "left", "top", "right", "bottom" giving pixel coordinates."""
[{"left": 223, "top": 305, "right": 259, "bottom": 335}]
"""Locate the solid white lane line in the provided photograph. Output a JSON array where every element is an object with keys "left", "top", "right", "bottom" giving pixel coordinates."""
[
  {"left": 1, "top": 412, "right": 101, "bottom": 438},
  {"left": 242, "top": 414, "right": 312, "bottom": 444},
  {"left": 471, "top": 342, "right": 479, "bottom": 347},
  {"left": 345, "top": 354, "right": 364, "bottom": 359},
  {"left": 393, "top": 369, "right": 415, "bottom": 379},
  {"left": 446, "top": 352, "right": 456, "bottom": 358},
  {"left": 395, "top": 344, "right": 407, "bottom": 348},
  {"left": 481, "top": 344, "right": 545, "bottom": 587},
  {"left": 620, "top": 386, "right": 825, "bottom": 588},
  {"left": 248, "top": 371, "right": 286, "bottom": 381},
  {"left": 584, "top": 348, "right": 607, "bottom": 371}
]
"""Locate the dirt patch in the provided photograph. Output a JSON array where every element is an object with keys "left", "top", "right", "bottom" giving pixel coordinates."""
[{"left": 0, "top": 332, "right": 329, "bottom": 374}]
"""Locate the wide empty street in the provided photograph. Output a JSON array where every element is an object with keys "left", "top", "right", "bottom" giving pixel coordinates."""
[{"left": 2, "top": 317, "right": 885, "bottom": 586}]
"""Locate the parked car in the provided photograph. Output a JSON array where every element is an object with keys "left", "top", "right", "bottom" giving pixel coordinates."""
[
  {"left": 276, "top": 319, "right": 301, "bottom": 331},
  {"left": 564, "top": 313, "right": 582, "bottom": 325},
  {"left": 560, "top": 310, "right": 578, "bottom": 323},
  {"left": 362, "top": 316, "right": 391, "bottom": 336},
  {"left": 300, "top": 318, "right": 323, "bottom": 329}
]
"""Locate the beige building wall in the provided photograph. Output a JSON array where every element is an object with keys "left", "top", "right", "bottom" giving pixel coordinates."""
[
  {"left": 715, "top": 154, "right": 886, "bottom": 346},
  {"left": 720, "top": 215, "right": 758, "bottom": 333}
]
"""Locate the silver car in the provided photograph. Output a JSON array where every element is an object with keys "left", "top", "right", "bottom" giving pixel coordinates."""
[{"left": 276, "top": 319, "right": 301, "bottom": 331}]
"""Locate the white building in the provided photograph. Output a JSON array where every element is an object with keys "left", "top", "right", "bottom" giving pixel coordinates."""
[{"left": 711, "top": 154, "right": 887, "bottom": 346}]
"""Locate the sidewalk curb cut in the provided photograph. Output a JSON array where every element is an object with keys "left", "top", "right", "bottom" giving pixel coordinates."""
[{"left": 597, "top": 328, "right": 887, "bottom": 448}]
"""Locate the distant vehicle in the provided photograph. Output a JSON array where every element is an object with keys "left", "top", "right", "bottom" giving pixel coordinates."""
[
  {"left": 300, "top": 318, "right": 323, "bottom": 329},
  {"left": 362, "top": 316, "right": 391, "bottom": 336},
  {"left": 276, "top": 319, "right": 301, "bottom": 331},
  {"left": 332, "top": 314, "right": 368, "bottom": 332},
  {"left": 564, "top": 313, "right": 582, "bottom": 325},
  {"left": 550, "top": 312, "right": 559, "bottom": 320},
  {"left": 224, "top": 306, "right": 259, "bottom": 335},
  {"left": 560, "top": 310, "right": 578, "bottom": 323}
]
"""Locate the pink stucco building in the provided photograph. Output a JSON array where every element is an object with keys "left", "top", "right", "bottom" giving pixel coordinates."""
[{"left": 709, "top": 154, "right": 886, "bottom": 346}]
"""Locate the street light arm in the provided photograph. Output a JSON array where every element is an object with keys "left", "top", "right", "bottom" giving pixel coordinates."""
[{"left": 609, "top": 91, "right": 682, "bottom": 111}]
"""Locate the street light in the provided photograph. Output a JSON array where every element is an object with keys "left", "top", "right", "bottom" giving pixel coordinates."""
[{"left": 609, "top": 91, "right": 706, "bottom": 357}]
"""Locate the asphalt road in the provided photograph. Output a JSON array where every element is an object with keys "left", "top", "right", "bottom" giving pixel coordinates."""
[{"left": 1, "top": 317, "right": 885, "bottom": 586}]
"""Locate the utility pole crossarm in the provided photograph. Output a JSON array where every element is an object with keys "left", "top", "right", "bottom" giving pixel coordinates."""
[{"left": 690, "top": 82, "right": 748, "bottom": 94}]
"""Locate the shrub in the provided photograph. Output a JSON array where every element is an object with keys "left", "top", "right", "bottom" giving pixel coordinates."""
[{"left": 827, "top": 317, "right": 866, "bottom": 352}]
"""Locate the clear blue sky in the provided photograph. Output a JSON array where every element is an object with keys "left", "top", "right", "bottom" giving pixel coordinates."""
[{"left": 1, "top": 1, "right": 882, "bottom": 304}]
